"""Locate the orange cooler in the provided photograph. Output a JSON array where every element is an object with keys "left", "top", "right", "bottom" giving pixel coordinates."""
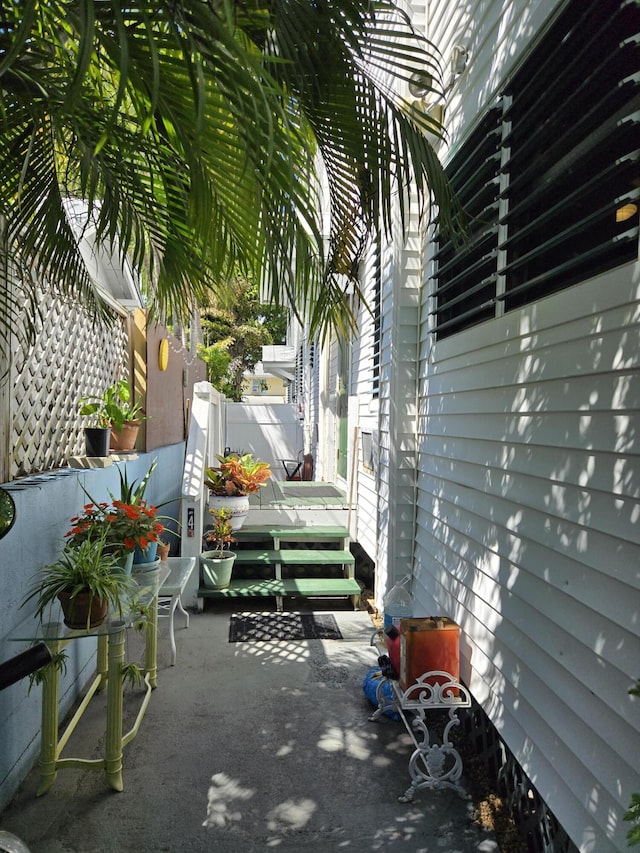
[{"left": 399, "top": 617, "right": 460, "bottom": 690}]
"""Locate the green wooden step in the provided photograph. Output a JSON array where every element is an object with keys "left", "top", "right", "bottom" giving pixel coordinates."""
[
  {"left": 279, "top": 549, "right": 354, "bottom": 565},
  {"left": 232, "top": 549, "right": 354, "bottom": 566},
  {"left": 234, "top": 524, "right": 350, "bottom": 542},
  {"left": 198, "top": 577, "right": 361, "bottom": 599},
  {"left": 282, "top": 577, "right": 360, "bottom": 595},
  {"left": 199, "top": 578, "right": 285, "bottom": 598},
  {"left": 231, "top": 550, "right": 280, "bottom": 565}
]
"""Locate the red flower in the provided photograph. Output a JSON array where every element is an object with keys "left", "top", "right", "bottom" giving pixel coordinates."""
[{"left": 65, "top": 498, "right": 164, "bottom": 554}]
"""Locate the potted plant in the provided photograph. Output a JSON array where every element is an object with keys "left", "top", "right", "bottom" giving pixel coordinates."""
[
  {"left": 65, "top": 496, "right": 165, "bottom": 573},
  {"left": 108, "top": 459, "right": 175, "bottom": 564},
  {"left": 157, "top": 537, "right": 171, "bottom": 561},
  {"left": 204, "top": 453, "right": 271, "bottom": 530},
  {"left": 79, "top": 379, "right": 147, "bottom": 453},
  {"left": 201, "top": 508, "right": 237, "bottom": 589},
  {"left": 78, "top": 394, "right": 111, "bottom": 458},
  {"left": 23, "top": 532, "right": 136, "bottom": 630}
]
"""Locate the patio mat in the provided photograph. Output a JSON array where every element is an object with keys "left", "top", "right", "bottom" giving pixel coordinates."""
[{"left": 229, "top": 612, "right": 343, "bottom": 642}]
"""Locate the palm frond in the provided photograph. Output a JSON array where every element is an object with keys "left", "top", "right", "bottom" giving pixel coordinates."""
[{"left": 0, "top": 0, "right": 462, "bottom": 351}]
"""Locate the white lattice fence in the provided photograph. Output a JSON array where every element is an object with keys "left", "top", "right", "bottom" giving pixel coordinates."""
[{"left": 10, "top": 289, "right": 129, "bottom": 479}]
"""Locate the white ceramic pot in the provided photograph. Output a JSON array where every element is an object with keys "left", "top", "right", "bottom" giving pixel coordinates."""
[{"left": 207, "top": 494, "right": 250, "bottom": 531}]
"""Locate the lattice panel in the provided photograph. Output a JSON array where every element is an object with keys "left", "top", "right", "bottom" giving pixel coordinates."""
[
  {"left": 11, "top": 288, "right": 128, "bottom": 479},
  {"left": 459, "top": 702, "right": 579, "bottom": 853}
]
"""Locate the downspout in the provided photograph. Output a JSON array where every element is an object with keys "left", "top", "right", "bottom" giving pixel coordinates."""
[{"left": 409, "top": 0, "right": 432, "bottom": 594}]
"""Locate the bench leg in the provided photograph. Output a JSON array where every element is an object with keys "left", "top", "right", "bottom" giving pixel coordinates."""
[{"left": 175, "top": 596, "right": 190, "bottom": 629}]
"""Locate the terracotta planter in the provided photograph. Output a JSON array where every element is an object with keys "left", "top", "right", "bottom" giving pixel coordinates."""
[
  {"left": 110, "top": 420, "right": 140, "bottom": 453},
  {"left": 157, "top": 542, "right": 171, "bottom": 561},
  {"left": 201, "top": 551, "right": 237, "bottom": 589},
  {"left": 57, "top": 590, "right": 108, "bottom": 630}
]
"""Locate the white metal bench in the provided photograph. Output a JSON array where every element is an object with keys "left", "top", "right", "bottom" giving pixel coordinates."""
[{"left": 158, "top": 557, "right": 196, "bottom": 665}]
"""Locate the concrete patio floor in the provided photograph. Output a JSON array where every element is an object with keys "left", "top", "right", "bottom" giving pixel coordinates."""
[{"left": 0, "top": 600, "right": 498, "bottom": 852}]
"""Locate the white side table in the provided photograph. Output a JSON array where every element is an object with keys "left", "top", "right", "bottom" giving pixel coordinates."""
[{"left": 157, "top": 557, "right": 196, "bottom": 665}]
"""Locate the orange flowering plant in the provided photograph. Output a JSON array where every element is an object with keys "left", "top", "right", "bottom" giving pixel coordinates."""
[{"left": 66, "top": 500, "right": 164, "bottom": 554}]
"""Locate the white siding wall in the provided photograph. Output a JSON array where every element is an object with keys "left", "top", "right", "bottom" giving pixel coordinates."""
[
  {"left": 410, "top": 1, "right": 640, "bottom": 850},
  {"left": 316, "top": 337, "right": 339, "bottom": 483},
  {"left": 376, "top": 210, "right": 423, "bottom": 608},
  {"left": 351, "top": 250, "right": 379, "bottom": 561},
  {"left": 429, "top": 0, "right": 561, "bottom": 148},
  {"left": 415, "top": 266, "right": 640, "bottom": 853}
]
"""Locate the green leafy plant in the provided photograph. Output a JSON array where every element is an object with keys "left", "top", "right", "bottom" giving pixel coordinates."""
[
  {"left": 626, "top": 678, "right": 640, "bottom": 846},
  {"left": 79, "top": 380, "right": 146, "bottom": 430},
  {"left": 111, "top": 459, "right": 158, "bottom": 506},
  {"left": 66, "top": 499, "right": 165, "bottom": 555},
  {"left": 129, "top": 599, "right": 153, "bottom": 634},
  {"left": 27, "top": 650, "right": 68, "bottom": 695},
  {"left": 204, "top": 508, "right": 236, "bottom": 555},
  {"left": 121, "top": 662, "right": 146, "bottom": 690},
  {"left": 22, "top": 532, "right": 137, "bottom": 631},
  {"left": 625, "top": 794, "right": 640, "bottom": 846},
  {"left": 204, "top": 453, "right": 271, "bottom": 496},
  {"left": 0, "top": 489, "right": 15, "bottom": 536}
]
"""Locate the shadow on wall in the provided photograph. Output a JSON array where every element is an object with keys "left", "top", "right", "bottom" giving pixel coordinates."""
[{"left": 412, "top": 289, "right": 639, "bottom": 852}]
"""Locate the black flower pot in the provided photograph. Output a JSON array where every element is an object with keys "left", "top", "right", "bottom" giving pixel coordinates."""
[{"left": 84, "top": 427, "right": 110, "bottom": 458}]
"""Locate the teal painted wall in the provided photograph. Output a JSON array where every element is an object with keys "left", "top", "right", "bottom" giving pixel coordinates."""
[{"left": 0, "top": 443, "right": 185, "bottom": 812}]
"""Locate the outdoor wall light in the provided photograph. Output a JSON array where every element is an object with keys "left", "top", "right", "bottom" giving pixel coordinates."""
[
  {"left": 451, "top": 44, "right": 469, "bottom": 76},
  {"left": 407, "top": 69, "right": 445, "bottom": 132},
  {"left": 408, "top": 43, "right": 469, "bottom": 106},
  {"left": 408, "top": 70, "right": 435, "bottom": 101}
]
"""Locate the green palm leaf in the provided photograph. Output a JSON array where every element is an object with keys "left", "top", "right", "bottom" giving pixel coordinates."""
[{"left": 0, "top": 0, "right": 463, "bottom": 354}]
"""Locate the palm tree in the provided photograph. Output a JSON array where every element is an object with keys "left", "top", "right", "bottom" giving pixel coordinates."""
[{"left": 0, "top": 0, "right": 462, "bottom": 354}]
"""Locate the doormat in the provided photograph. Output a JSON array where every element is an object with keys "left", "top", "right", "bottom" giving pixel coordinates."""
[{"left": 229, "top": 612, "right": 343, "bottom": 643}]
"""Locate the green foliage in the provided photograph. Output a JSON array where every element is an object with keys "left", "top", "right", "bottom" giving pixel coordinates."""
[
  {"left": 128, "top": 599, "right": 153, "bottom": 633},
  {"left": 204, "top": 508, "right": 235, "bottom": 555},
  {"left": 626, "top": 678, "right": 640, "bottom": 846},
  {"left": 0, "top": 0, "right": 464, "bottom": 360},
  {"left": 196, "top": 341, "right": 233, "bottom": 391},
  {"left": 22, "top": 532, "right": 136, "bottom": 629},
  {"left": 121, "top": 662, "right": 146, "bottom": 689},
  {"left": 625, "top": 793, "right": 640, "bottom": 846},
  {"left": 0, "top": 489, "right": 15, "bottom": 536},
  {"left": 27, "top": 650, "right": 68, "bottom": 695},
  {"left": 109, "top": 459, "right": 158, "bottom": 506},
  {"left": 79, "top": 380, "right": 146, "bottom": 430},
  {"left": 199, "top": 278, "right": 287, "bottom": 401}
]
